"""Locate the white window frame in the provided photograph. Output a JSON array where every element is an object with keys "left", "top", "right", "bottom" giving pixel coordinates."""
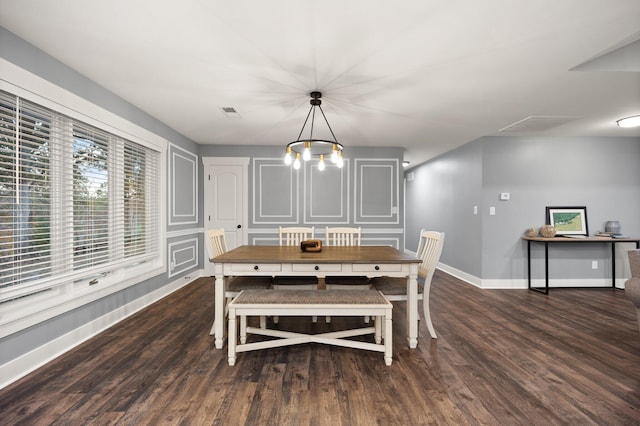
[{"left": 0, "top": 59, "right": 167, "bottom": 338}]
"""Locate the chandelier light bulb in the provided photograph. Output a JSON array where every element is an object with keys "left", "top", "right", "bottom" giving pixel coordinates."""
[
  {"left": 284, "top": 147, "right": 293, "bottom": 165},
  {"left": 331, "top": 144, "right": 339, "bottom": 163},
  {"left": 303, "top": 141, "right": 311, "bottom": 161},
  {"left": 336, "top": 152, "right": 344, "bottom": 168},
  {"left": 318, "top": 154, "right": 326, "bottom": 171},
  {"left": 293, "top": 152, "right": 301, "bottom": 170}
]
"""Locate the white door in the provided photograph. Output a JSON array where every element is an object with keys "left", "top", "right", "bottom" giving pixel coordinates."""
[{"left": 203, "top": 158, "right": 248, "bottom": 273}]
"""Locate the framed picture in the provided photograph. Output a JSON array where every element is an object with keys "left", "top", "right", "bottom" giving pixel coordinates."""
[{"left": 546, "top": 206, "right": 589, "bottom": 236}]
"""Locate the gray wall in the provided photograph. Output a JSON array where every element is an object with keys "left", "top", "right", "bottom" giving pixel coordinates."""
[
  {"left": 405, "top": 135, "right": 640, "bottom": 284},
  {"left": 405, "top": 141, "right": 483, "bottom": 275}
]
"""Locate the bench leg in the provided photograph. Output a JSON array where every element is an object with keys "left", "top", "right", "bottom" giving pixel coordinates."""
[
  {"left": 374, "top": 316, "right": 381, "bottom": 344},
  {"left": 385, "top": 312, "right": 393, "bottom": 366},
  {"left": 240, "top": 315, "right": 247, "bottom": 344}
]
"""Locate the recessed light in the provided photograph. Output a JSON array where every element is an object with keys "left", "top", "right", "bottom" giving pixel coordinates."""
[{"left": 616, "top": 115, "right": 640, "bottom": 128}]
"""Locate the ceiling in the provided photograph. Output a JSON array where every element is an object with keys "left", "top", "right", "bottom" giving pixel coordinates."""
[{"left": 1, "top": 0, "right": 639, "bottom": 167}]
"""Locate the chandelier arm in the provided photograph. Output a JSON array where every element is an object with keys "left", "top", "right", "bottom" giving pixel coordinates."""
[
  {"left": 317, "top": 105, "right": 339, "bottom": 143},
  {"left": 296, "top": 105, "right": 314, "bottom": 141}
]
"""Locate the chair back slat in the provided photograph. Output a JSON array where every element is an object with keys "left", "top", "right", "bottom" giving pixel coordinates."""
[
  {"left": 206, "top": 228, "right": 227, "bottom": 260},
  {"left": 417, "top": 231, "right": 445, "bottom": 282},
  {"left": 325, "top": 227, "right": 361, "bottom": 246},
  {"left": 279, "top": 226, "right": 315, "bottom": 246}
]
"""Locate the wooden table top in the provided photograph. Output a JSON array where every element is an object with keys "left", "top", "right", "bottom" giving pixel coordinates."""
[
  {"left": 522, "top": 236, "right": 640, "bottom": 243},
  {"left": 213, "top": 245, "right": 421, "bottom": 264}
]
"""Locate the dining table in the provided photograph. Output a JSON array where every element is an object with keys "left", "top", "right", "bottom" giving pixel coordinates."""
[{"left": 211, "top": 245, "right": 422, "bottom": 349}]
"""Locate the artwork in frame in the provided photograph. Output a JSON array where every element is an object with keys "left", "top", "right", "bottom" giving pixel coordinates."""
[{"left": 546, "top": 206, "right": 589, "bottom": 236}]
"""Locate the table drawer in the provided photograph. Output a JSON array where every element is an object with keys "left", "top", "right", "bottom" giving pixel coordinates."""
[
  {"left": 352, "top": 264, "right": 404, "bottom": 273},
  {"left": 229, "top": 263, "right": 282, "bottom": 273},
  {"left": 292, "top": 264, "right": 343, "bottom": 273}
]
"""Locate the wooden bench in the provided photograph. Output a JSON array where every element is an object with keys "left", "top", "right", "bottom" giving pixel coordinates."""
[{"left": 227, "top": 289, "right": 393, "bottom": 366}]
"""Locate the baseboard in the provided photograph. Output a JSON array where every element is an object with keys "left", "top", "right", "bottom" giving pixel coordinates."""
[
  {"left": 437, "top": 263, "right": 482, "bottom": 288},
  {"left": 0, "top": 269, "right": 207, "bottom": 390},
  {"left": 437, "top": 264, "right": 621, "bottom": 290}
]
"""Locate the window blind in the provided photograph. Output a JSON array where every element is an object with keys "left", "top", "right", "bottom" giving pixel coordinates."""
[{"left": 0, "top": 89, "right": 161, "bottom": 303}]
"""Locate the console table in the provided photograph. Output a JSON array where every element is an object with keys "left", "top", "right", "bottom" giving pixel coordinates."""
[{"left": 523, "top": 236, "right": 640, "bottom": 294}]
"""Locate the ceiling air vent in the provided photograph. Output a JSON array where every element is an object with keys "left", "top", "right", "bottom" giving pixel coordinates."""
[
  {"left": 219, "top": 107, "right": 241, "bottom": 118},
  {"left": 499, "top": 116, "right": 580, "bottom": 133}
]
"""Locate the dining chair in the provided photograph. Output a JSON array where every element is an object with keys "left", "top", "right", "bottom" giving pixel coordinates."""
[
  {"left": 271, "top": 226, "right": 319, "bottom": 288},
  {"left": 272, "top": 226, "right": 319, "bottom": 323},
  {"left": 370, "top": 230, "right": 445, "bottom": 339},
  {"left": 206, "top": 228, "right": 272, "bottom": 335},
  {"left": 323, "top": 226, "right": 371, "bottom": 323}
]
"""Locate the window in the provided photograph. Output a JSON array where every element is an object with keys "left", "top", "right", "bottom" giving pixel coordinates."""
[{"left": 0, "top": 89, "right": 164, "bottom": 334}]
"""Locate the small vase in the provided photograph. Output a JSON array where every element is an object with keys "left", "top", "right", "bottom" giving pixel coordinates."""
[
  {"left": 540, "top": 225, "right": 556, "bottom": 238},
  {"left": 604, "top": 221, "right": 621, "bottom": 235}
]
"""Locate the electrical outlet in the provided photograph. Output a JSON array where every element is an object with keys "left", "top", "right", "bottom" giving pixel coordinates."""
[{"left": 591, "top": 261, "right": 598, "bottom": 270}]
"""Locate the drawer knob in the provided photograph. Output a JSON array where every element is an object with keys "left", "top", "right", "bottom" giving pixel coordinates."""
[
  {"left": 314, "top": 265, "right": 319, "bottom": 271},
  {"left": 254, "top": 265, "right": 259, "bottom": 270},
  {"left": 375, "top": 265, "right": 380, "bottom": 271}
]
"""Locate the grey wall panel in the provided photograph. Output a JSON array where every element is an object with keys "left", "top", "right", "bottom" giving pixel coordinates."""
[
  {"left": 169, "top": 144, "right": 198, "bottom": 225},
  {"left": 404, "top": 142, "right": 483, "bottom": 276},
  {"left": 481, "top": 136, "right": 640, "bottom": 280},
  {"left": 305, "top": 160, "right": 349, "bottom": 224},
  {"left": 253, "top": 158, "right": 299, "bottom": 224},
  {"left": 354, "top": 159, "right": 399, "bottom": 224},
  {"left": 168, "top": 237, "right": 199, "bottom": 278}
]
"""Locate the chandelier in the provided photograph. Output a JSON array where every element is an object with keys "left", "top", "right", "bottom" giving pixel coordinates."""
[{"left": 284, "top": 91, "right": 343, "bottom": 170}]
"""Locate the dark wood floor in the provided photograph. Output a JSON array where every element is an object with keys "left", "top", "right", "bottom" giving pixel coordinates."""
[{"left": 1, "top": 271, "right": 639, "bottom": 425}]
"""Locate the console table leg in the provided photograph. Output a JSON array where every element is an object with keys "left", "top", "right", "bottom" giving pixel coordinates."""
[
  {"left": 527, "top": 240, "right": 532, "bottom": 289},
  {"left": 611, "top": 242, "right": 616, "bottom": 289},
  {"left": 544, "top": 242, "right": 549, "bottom": 295}
]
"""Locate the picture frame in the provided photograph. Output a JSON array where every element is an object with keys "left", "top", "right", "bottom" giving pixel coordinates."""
[{"left": 546, "top": 206, "right": 589, "bottom": 236}]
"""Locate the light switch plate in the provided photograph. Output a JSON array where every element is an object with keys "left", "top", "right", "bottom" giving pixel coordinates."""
[{"left": 500, "top": 192, "right": 510, "bottom": 201}]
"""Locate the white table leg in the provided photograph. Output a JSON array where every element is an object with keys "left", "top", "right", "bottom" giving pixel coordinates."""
[
  {"left": 214, "top": 274, "right": 226, "bottom": 349},
  {"left": 407, "top": 264, "right": 418, "bottom": 348},
  {"left": 228, "top": 306, "right": 236, "bottom": 366},
  {"left": 374, "top": 315, "right": 381, "bottom": 344},
  {"left": 385, "top": 308, "right": 393, "bottom": 365}
]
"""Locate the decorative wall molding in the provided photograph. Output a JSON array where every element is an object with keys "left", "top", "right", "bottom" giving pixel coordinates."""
[
  {"left": 168, "top": 238, "right": 199, "bottom": 278},
  {"left": 304, "top": 160, "right": 350, "bottom": 224},
  {"left": 253, "top": 159, "right": 299, "bottom": 224},
  {"left": 166, "top": 227, "right": 203, "bottom": 239},
  {"left": 169, "top": 143, "right": 198, "bottom": 225},
  {"left": 354, "top": 159, "right": 399, "bottom": 225}
]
